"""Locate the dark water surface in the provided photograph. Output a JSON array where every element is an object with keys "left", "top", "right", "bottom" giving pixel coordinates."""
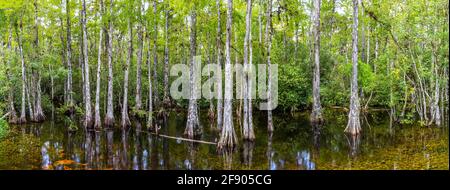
[{"left": 1, "top": 109, "right": 448, "bottom": 170}]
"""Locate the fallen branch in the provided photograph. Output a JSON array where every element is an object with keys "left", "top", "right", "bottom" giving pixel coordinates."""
[
  {"left": 1, "top": 112, "right": 10, "bottom": 120},
  {"left": 148, "top": 132, "right": 217, "bottom": 145}
]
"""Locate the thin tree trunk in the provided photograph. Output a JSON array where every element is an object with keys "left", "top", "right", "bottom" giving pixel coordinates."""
[
  {"left": 66, "top": 0, "right": 73, "bottom": 110},
  {"left": 345, "top": 0, "right": 361, "bottom": 135},
  {"left": 104, "top": 0, "right": 115, "bottom": 127},
  {"left": 17, "top": 17, "right": 27, "bottom": 124},
  {"left": 185, "top": 9, "right": 201, "bottom": 139},
  {"left": 6, "top": 25, "right": 18, "bottom": 124},
  {"left": 135, "top": 19, "right": 143, "bottom": 111},
  {"left": 243, "top": 0, "right": 255, "bottom": 141},
  {"left": 147, "top": 33, "right": 153, "bottom": 130},
  {"left": 152, "top": 0, "right": 159, "bottom": 109},
  {"left": 266, "top": 0, "right": 274, "bottom": 133},
  {"left": 94, "top": 0, "right": 104, "bottom": 129},
  {"left": 163, "top": 6, "right": 170, "bottom": 106},
  {"left": 311, "top": 0, "right": 323, "bottom": 123},
  {"left": 121, "top": 17, "right": 132, "bottom": 128},
  {"left": 218, "top": 0, "right": 237, "bottom": 149},
  {"left": 216, "top": 0, "right": 223, "bottom": 130}
]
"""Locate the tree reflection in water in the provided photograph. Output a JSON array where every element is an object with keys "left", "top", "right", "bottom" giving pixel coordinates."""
[{"left": 242, "top": 141, "right": 254, "bottom": 168}]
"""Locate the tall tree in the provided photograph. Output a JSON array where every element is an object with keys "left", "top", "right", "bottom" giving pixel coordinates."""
[
  {"left": 310, "top": 0, "right": 323, "bottom": 123},
  {"left": 66, "top": 0, "right": 74, "bottom": 112},
  {"left": 163, "top": 4, "right": 170, "bottom": 106},
  {"left": 94, "top": 0, "right": 105, "bottom": 129},
  {"left": 135, "top": 0, "right": 144, "bottom": 111},
  {"left": 81, "top": 0, "right": 93, "bottom": 129},
  {"left": 16, "top": 16, "right": 27, "bottom": 124},
  {"left": 6, "top": 24, "right": 18, "bottom": 124},
  {"left": 266, "top": 0, "right": 274, "bottom": 133},
  {"left": 121, "top": 12, "right": 132, "bottom": 128},
  {"left": 216, "top": 0, "right": 223, "bottom": 130},
  {"left": 243, "top": 0, "right": 255, "bottom": 141},
  {"left": 218, "top": 0, "right": 237, "bottom": 149},
  {"left": 345, "top": 0, "right": 361, "bottom": 135},
  {"left": 152, "top": 0, "right": 159, "bottom": 109},
  {"left": 104, "top": 0, "right": 115, "bottom": 127},
  {"left": 33, "top": 0, "right": 45, "bottom": 122},
  {"left": 185, "top": 9, "right": 201, "bottom": 139}
]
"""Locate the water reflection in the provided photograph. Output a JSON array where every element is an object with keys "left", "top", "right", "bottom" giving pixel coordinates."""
[
  {"left": 242, "top": 141, "right": 254, "bottom": 168},
  {"left": 345, "top": 134, "right": 361, "bottom": 157}
]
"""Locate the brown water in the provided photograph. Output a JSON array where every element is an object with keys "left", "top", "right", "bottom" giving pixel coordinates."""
[{"left": 0, "top": 109, "right": 448, "bottom": 170}]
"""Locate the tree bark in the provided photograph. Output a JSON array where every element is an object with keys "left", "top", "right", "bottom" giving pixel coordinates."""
[
  {"left": 185, "top": 9, "right": 201, "bottom": 139},
  {"left": 94, "top": 0, "right": 104, "bottom": 129},
  {"left": 82, "top": 0, "right": 93, "bottom": 129},
  {"left": 66, "top": 0, "right": 74, "bottom": 110},
  {"left": 310, "top": 0, "right": 323, "bottom": 123},
  {"left": 104, "top": 0, "right": 115, "bottom": 127},
  {"left": 16, "top": 17, "right": 27, "bottom": 124},
  {"left": 147, "top": 33, "right": 153, "bottom": 130},
  {"left": 33, "top": 0, "right": 45, "bottom": 122},
  {"left": 345, "top": 0, "right": 361, "bottom": 135},
  {"left": 152, "top": 0, "right": 159, "bottom": 109},
  {"left": 121, "top": 17, "right": 132, "bottom": 128},
  {"left": 218, "top": 0, "right": 237, "bottom": 149}
]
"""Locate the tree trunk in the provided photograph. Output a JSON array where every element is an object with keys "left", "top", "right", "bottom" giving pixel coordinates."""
[
  {"left": 17, "top": 17, "right": 27, "bottom": 124},
  {"left": 33, "top": 0, "right": 45, "bottom": 122},
  {"left": 135, "top": 1, "right": 144, "bottom": 111},
  {"left": 6, "top": 25, "right": 18, "bottom": 124},
  {"left": 266, "top": 0, "right": 274, "bottom": 133},
  {"left": 163, "top": 6, "right": 170, "bottom": 106},
  {"left": 121, "top": 18, "right": 132, "bottom": 128},
  {"left": 147, "top": 33, "right": 153, "bottom": 130},
  {"left": 104, "top": 0, "right": 115, "bottom": 127},
  {"left": 185, "top": 9, "right": 201, "bottom": 139},
  {"left": 152, "top": 0, "right": 159, "bottom": 109},
  {"left": 218, "top": 0, "right": 237, "bottom": 149},
  {"left": 345, "top": 0, "right": 361, "bottom": 135},
  {"left": 94, "top": 0, "right": 104, "bottom": 129},
  {"left": 310, "top": 0, "right": 323, "bottom": 123},
  {"left": 66, "top": 0, "right": 74, "bottom": 110},
  {"left": 82, "top": 0, "right": 93, "bottom": 129},
  {"left": 216, "top": 0, "right": 223, "bottom": 130},
  {"left": 243, "top": 0, "right": 255, "bottom": 141}
]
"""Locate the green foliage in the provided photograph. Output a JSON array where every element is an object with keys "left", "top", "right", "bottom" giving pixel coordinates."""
[{"left": 0, "top": 118, "right": 9, "bottom": 139}]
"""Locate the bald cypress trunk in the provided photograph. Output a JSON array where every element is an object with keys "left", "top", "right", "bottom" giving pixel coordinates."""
[
  {"left": 66, "top": 0, "right": 74, "bottom": 111},
  {"left": 33, "top": 0, "right": 45, "bottom": 122},
  {"left": 218, "top": 0, "right": 237, "bottom": 149},
  {"left": 310, "top": 0, "right": 323, "bottom": 123},
  {"left": 216, "top": 0, "right": 223, "bottom": 130},
  {"left": 17, "top": 17, "right": 27, "bottom": 124},
  {"left": 163, "top": 6, "right": 170, "bottom": 106},
  {"left": 104, "top": 0, "right": 115, "bottom": 127},
  {"left": 82, "top": 0, "right": 93, "bottom": 129},
  {"left": 152, "top": 0, "right": 159, "bottom": 109},
  {"left": 6, "top": 25, "right": 18, "bottom": 124},
  {"left": 185, "top": 9, "right": 201, "bottom": 139},
  {"left": 121, "top": 18, "right": 132, "bottom": 128},
  {"left": 147, "top": 34, "right": 153, "bottom": 130},
  {"left": 135, "top": 0, "right": 144, "bottom": 111},
  {"left": 94, "top": 0, "right": 104, "bottom": 129},
  {"left": 345, "top": 0, "right": 361, "bottom": 135},
  {"left": 243, "top": 0, "right": 255, "bottom": 141},
  {"left": 266, "top": 0, "right": 274, "bottom": 133}
]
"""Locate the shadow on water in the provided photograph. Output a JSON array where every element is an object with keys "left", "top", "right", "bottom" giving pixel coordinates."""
[{"left": 1, "top": 109, "right": 448, "bottom": 170}]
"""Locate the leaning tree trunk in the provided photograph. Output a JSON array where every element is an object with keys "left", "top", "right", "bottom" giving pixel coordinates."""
[
  {"left": 345, "top": 0, "right": 361, "bottom": 135},
  {"left": 218, "top": 0, "right": 238, "bottom": 149},
  {"left": 33, "top": 0, "right": 45, "bottom": 122},
  {"left": 216, "top": 0, "right": 223, "bottom": 130},
  {"left": 6, "top": 26, "right": 18, "bottom": 124},
  {"left": 243, "top": 0, "right": 255, "bottom": 141},
  {"left": 104, "top": 0, "right": 115, "bottom": 127},
  {"left": 121, "top": 18, "right": 132, "bottom": 128},
  {"left": 185, "top": 9, "right": 201, "bottom": 139},
  {"left": 81, "top": 0, "right": 93, "bottom": 129},
  {"left": 266, "top": 0, "right": 274, "bottom": 133},
  {"left": 94, "top": 0, "right": 104, "bottom": 129},
  {"left": 310, "top": 0, "right": 323, "bottom": 123}
]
